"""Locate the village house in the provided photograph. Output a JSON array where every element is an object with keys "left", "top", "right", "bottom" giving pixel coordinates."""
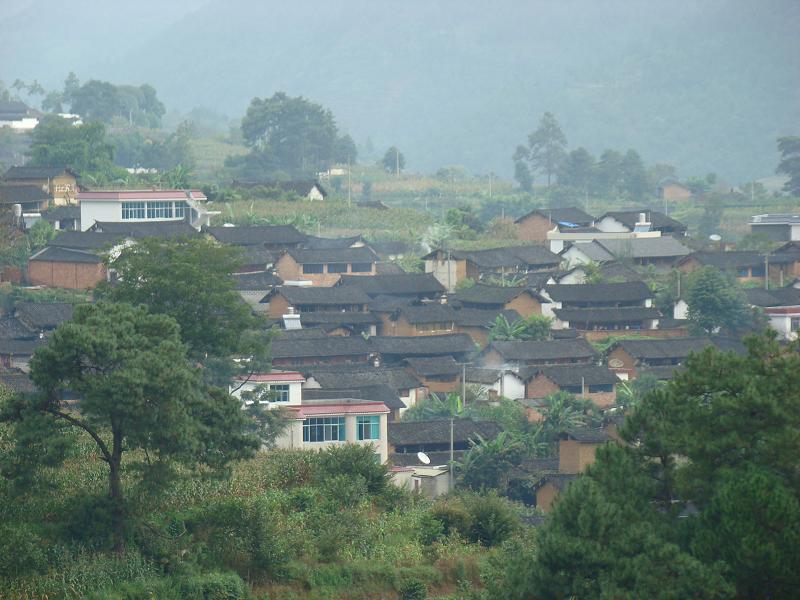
[
  {"left": 452, "top": 283, "right": 543, "bottom": 318},
  {"left": 744, "top": 287, "right": 800, "bottom": 341},
  {"left": 232, "top": 179, "right": 327, "bottom": 201},
  {"left": 514, "top": 207, "right": 595, "bottom": 244},
  {"left": 0, "top": 101, "right": 40, "bottom": 131},
  {"left": 481, "top": 338, "right": 598, "bottom": 370},
  {"left": 605, "top": 337, "right": 722, "bottom": 380},
  {"left": 454, "top": 308, "right": 522, "bottom": 347},
  {"left": 3, "top": 166, "right": 80, "bottom": 206},
  {"left": 378, "top": 303, "right": 458, "bottom": 336},
  {"left": 205, "top": 224, "right": 307, "bottom": 250},
  {"left": 770, "top": 242, "right": 800, "bottom": 285},
  {"left": 297, "top": 311, "right": 381, "bottom": 337},
  {"left": 369, "top": 333, "right": 475, "bottom": 365},
  {"left": 749, "top": 214, "right": 800, "bottom": 242},
  {"left": 590, "top": 237, "right": 692, "bottom": 269},
  {"left": 274, "top": 247, "right": 378, "bottom": 286},
  {"left": 233, "top": 271, "right": 282, "bottom": 311},
  {"left": 521, "top": 364, "right": 618, "bottom": 407},
  {"left": 337, "top": 273, "right": 446, "bottom": 300},
  {"left": 301, "top": 385, "right": 407, "bottom": 422},
  {"left": 676, "top": 251, "right": 773, "bottom": 284},
  {"left": 27, "top": 246, "right": 107, "bottom": 289},
  {"left": 423, "top": 246, "right": 561, "bottom": 291},
  {"left": 554, "top": 261, "right": 643, "bottom": 285},
  {"left": 1, "top": 185, "right": 51, "bottom": 214},
  {"left": 404, "top": 356, "right": 463, "bottom": 394},
  {"left": 534, "top": 429, "right": 611, "bottom": 512},
  {"left": 595, "top": 210, "right": 687, "bottom": 237},
  {"left": 0, "top": 302, "right": 73, "bottom": 372},
  {"left": 79, "top": 189, "right": 217, "bottom": 232},
  {"left": 262, "top": 286, "right": 371, "bottom": 319},
  {"left": 40, "top": 205, "right": 81, "bottom": 231},
  {"left": 270, "top": 332, "right": 372, "bottom": 367}
]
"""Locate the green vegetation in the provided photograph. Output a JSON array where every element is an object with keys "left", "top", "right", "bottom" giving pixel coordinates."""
[
  {"left": 684, "top": 266, "right": 756, "bottom": 336},
  {"left": 488, "top": 314, "right": 553, "bottom": 342}
]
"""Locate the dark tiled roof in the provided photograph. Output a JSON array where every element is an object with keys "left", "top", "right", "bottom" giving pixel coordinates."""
[
  {"left": 489, "top": 338, "right": 598, "bottom": 362},
  {"left": 0, "top": 369, "right": 37, "bottom": 393},
  {"left": 554, "top": 306, "right": 662, "bottom": 324},
  {"left": 304, "top": 235, "right": 362, "bottom": 250},
  {"left": 398, "top": 304, "right": 457, "bottom": 324},
  {"left": 369, "top": 295, "right": 414, "bottom": 312},
  {"left": 4, "top": 166, "right": 75, "bottom": 180},
  {"left": 598, "top": 237, "right": 692, "bottom": 260},
  {"left": 302, "top": 365, "right": 422, "bottom": 391},
  {"left": 745, "top": 287, "right": 800, "bottom": 307},
  {"left": 445, "top": 246, "right": 561, "bottom": 269},
  {"left": 90, "top": 221, "right": 199, "bottom": 239},
  {"left": 232, "top": 271, "right": 282, "bottom": 290},
  {"left": 286, "top": 246, "right": 378, "bottom": 264},
  {"left": 515, "top": 207, "right": 594, "bottom": 226},
  {"left": 0, "top": 185, "right": 50, "bottom": 204},
  {"left": 275, "top": 328, "right": 330, "bottom": 340},
  {"left": 388, "top": 418, "right": 503, "bottom": 447},
  {"left": 638, "top": 365, "right": 685, "bottom": 380},
  {"left": 48, "top": 231, "right": 122, "bottom": 250},
  {"left": 390, "top": 450, "right": 466, "bottom": 466},
  {"left": 0, "top": 337, "right": 45, "bottom": 355},
  {"left": 41, "top": 205, "right": 81, "bottom": 221},
  {"left": 562, "top": 241, "right": 616, "bottom": 263},
  {"left": 15, "top": 302, "right": 74, "bottom": 330},
  {"left": 600, "top": 211, "right": 686, "bottom": 232},
  {"left": 613, "top": 337, "right": 715, "bottom": 361},
  {"left": 534, "top": 473, "right": 579, "bottom": 492},
  {"left": 302, "top": 384, "right": 405, "bottom": 410},
  {"left": 523, "top": 364, "right": 618, "bottom": 387},
  {"left": 597, "top": 261, "right": 644, "bottom": 282},
  {"left": 370, "top": 334, "right": 475, "bottom": 357},
  {"left": 269, "top": 286, "right": 371, "bottom": 306},
  {"left": 564, "top": 428, "right": 612, "bottom": 443},
  {"left": 405, "top": 356, "right": 461, "bottom": 377},
  {"left": 205, "top": 225, "right": 306, "bottom": 246},
  {"left": 545, "top": 281, "right": 652, "bottom": 303},
  {"left": 465, "top": 367, "right": 502, "bottom": 385},
  {"left": 455, "top": 308, "right": 521, "bottom": 328},
  {"left": 454, "top": 284, "right": 537, "bottom": 306},
  {"left": 270, "top": 336, "right": 370, "bottom": 359},
  {"left": 338, "top": 273, "right": 445, "bottom": 296},
  {"left": 300, "top": 311, "right": 380, "bottom": 325},
  {"left": 239, "top": 246, "right": 275, "bottom": 266},
  {"left": 29, "top": 246, "right": 103, "bottom": 264}
]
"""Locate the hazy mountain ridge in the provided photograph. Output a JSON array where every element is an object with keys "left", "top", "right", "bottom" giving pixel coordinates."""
[{"left": 1, "top": 0, "right": 798, "bottom": 182}]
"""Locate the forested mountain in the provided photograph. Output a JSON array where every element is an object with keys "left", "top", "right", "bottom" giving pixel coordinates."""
[{"left": 1, "top": 0, "right": 798, "bottom": 181}]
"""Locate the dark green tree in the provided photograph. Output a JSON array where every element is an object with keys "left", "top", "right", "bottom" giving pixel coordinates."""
[
  {"left": 684, "top": 266, "right": 752, "bottom": 335},
  {"left": 489, "top": 314, "right": 552, "bottom": 342},
  {"left": 515, "top": 112, "right": 567, "bottom": 187},
  {"left": 236, "top": 92, "right": 340, "bottom": 177},
  {"left": 28, "top": 115, "right": 116, "bottom": 178},
  {"left": 595, "top": 149, "right": 624, "bottom": 197},
  {"left": 776, "top": 136, "right": 800, "bottom": 196},
  {"left": 512, "top": 147, "right": 533, "bottom": 191},
  {"left": 382, "top": 146, "right": 405, "bottom": 174},
  {"left": 334, "top": 133, "right": 358, "bottom": 164},
  {"left": 620, "top": 149, "right": 649, "bottom": 199},
  {"left": 96, "top": 237, "right": 258, "bottom": 360},
  {"left": 557, "top": 147, "right": 595, "bottom": 192},
  {"left": 1, "top": 302, "right": 258, "bottom": 554}
]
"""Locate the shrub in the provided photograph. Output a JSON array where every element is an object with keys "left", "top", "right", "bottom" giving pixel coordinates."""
[
  {"left": 0, "top": 523, "right": 48, "bottom": 578},
  {"left": 461, "top": 492, "right": 520, "bottom": 547},
  {"left": 399, "top": 578, "right": 428, "bottom": 600},
  {"left": 429, "top": 499, "right": 472, "bottom": 538},
  {"left": 316, "top": 443, "right": 391, "bottom": 497}
]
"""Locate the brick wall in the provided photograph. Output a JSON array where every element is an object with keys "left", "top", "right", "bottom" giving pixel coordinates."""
[
  {"left": 515, "top": 214, "right": 553, "bottom": 244},
  {"left": 507, "top": 293, "right": 542, "bottom": 319}
]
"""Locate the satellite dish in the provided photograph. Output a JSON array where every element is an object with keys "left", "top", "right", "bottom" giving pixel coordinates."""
[
  {"left": 417, "top": 451, "right": 431, "bottom": 465},
  {"left": 709, "top": 234, "right": 722, "bottom": 242}
]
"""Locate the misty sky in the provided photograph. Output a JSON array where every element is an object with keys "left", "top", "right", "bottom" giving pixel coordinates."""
[{"left": 2, "top": 0, "right": 798, "bottom": 183}]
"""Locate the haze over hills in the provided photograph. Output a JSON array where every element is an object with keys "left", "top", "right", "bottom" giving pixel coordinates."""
[{"left": 1, "top": 0, "right": 798, "bottom": 182}]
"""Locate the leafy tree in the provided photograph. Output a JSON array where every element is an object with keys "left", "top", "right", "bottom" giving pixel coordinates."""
[
  {"left": 515, "top": 112, "right": 567, "bottom": 187},
  {"left": 776, "top": 136, "right": 800, "bottom": 196},
  {"left": 697, "top": 194, "right": 725, "bottom": 239},
  {"left": 382, "top": 146, "right": 405, "bottom": 174},
  {"left": 595, "top": 149, "right": 624, "bottom": 197},
  {"left": 557, "top": 147, "right": 595, "bottom": 191},
  {"left": 96, "top": 237, "right": 258, "bottom": 360},
  {"left": 236, "top": 92, "right": 340, "bottom": 177},
  {"left": 316, "top": 443, "right": 392, "bottom": 497},
  {"left": 27, "top": 219, "right": 56, "bottom": 250},
  {"left": 684, "top": 266, "right": 753, "bottom": 335},
  {"left": 69, "top": 80, "right": 165, "bottom": 127},
  {"left": 620, "top": 148, "right": 649, "bottom": 199},
  {"left": 539, "top": 391, "right": 599, "bottom": 439},
  {"left": 459, "top": 431, "right": 528, "bottom": 490},
  {"left": 28, "top": 115, "right": 116, "bottom": 178},
  {"left": 1, "top": 302, "right": 258, "bottom": 554},
  {"left": 616, "top": 372, "right": 660, "bottom": 411},
  {"left": 489, "top": 314, "right": 552, "bottom": 342},
  {"left": 360, "top": 180, "right": 372, "bottom": 200},
  {"left": 512, "top": 149, "right": 533, "bottom": 191},
  {"left": 334, "top": 133, "right": 357, "bottom": 164}
]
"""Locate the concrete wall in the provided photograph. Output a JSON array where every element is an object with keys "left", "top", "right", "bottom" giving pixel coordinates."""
[
  {"left": 276, "top": 413, "right": 388, "bottom": 462},
  {"left": 80, "top": 200, "right": 121, "bottom": 230}
]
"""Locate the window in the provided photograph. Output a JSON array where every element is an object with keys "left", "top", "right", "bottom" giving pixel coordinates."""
[
  {"left": 303, "top": 263, "right": 324, "bottom": 274},
  {"left": 351, "top": 262, "right": 372, "bottom": 273},
  {"left": 750, "top": 264, "right": 765, "bottom": 277},
  {"left": 791, "top": 317, "right": 800, "bottom": 332},
  {"left": 737, "top": 267, "right": 750, "bottom": 277},
  {"left": 122, "top": 202, "right": 145, "bottom": 220},
  {"left": 174, "top": 201, "right": 187, "bottom": 218},
  {"left": 588, "top": 384, "right": 614, "bottom": 393},
  {"left": 269, "top": 384, "right": 290, "bottom": 402},
  {"left": 328, "top": 263, "right": 348, "bottom": 273},
  {"left": 303, "top": 417, "right": 346, "bottom": 442},
  {"left": 357, "top": 415, "right": 380, "bottom": 440},
  {"left": 146, "top": 201, "right": 173, "bottom": 219}
]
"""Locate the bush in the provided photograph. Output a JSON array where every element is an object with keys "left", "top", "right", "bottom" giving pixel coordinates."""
[
  {"left": 316, "top": 443, "right": 391, "bottom": 497},
  {"left": 180, "top": 571, "right": 250, "bottom": 599},
  {"left": 461, "top": 492, "right": 520, "bottom": 547},
  {"left": 0, "top": 523, "right": 48, "bottom": 578},
  {"left": 399, "top": 578, "right": 428, "bottom": 600},
  {"left": 429, "top": 499, "right": 472, "bottom": 538}
]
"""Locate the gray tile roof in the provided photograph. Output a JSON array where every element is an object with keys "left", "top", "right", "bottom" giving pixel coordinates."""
[
  {"left": 268, "top": 286, "right": 371, "bottom": 306},
  {"left": 302, "top": 365, "right": 422, "bottom": 392},
  {"left": 545, "top": 281, "right": 652, "bottom": 303},
  {"left": 286, "top": 246, "right": 378, "bottom": 264},
  {"left": 489, "top": 338, "right": 598, "bottom": 362},
  {"left": 523, "top": 364, "right": 619, "bottom": 387},
  {"left": 515, "top": 207, "right": 595, "bottom": 226},
  {"left": 15, "top": 302, "right": 74, "bottom": 330},
  {"left": 90, "top": 221, "right": 199, "bottom": 239},
  {"left": 453, "top": 284, "right": 538, "bottom": 306},
  {"left": 370, "top": 333, "right": 475, "bottom": 357},
  {"left": 598, "top": 237, "right": 692, "bottom": 260},
  {"left": 389, "top": 418, "right": 503, "bottom": 447},
  {"left": 612, "top": 337, "right": 715, "bottom": 361},
  {"left": 205, "top": 225, "right": 306, "bottom": 246},
  {"left": 405, "top": 356, "right": 461, "bottom": 377},
  {"left": 338, "top": 273, "right": 445, "bottom": 296},
  {"left": 600, "top": 210, "right": 686, "bottom": 232},
  {"left": 48, "top": 231, "right": 122, "bottom": 250},
  {"left": 232, "top": 271, "right": 282, "bottom": 290},
  {"left": 30, "top": 246, "right": 104, "bottom": 264},
  {"left": 270, "top": 335, "right": 370, "bottom": 359},
  {"left": 554, "top": 306, "right": 661, "bottom": 324}
]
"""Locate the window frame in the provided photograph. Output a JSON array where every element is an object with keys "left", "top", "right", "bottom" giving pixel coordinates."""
[
  {"left": 302, "top": 263, "right": 324, "bottom": 274},
  {"left": 350, "top": 262, "right": 373, "bottom": 273},
  {"left": 121, "top": 201, "right": 146, "bottom": 220},
  {"left": 327, "top": 262, "right": 348, "bottom": 273},
  {"left": 357, "top": 415, "right": 380, "bottom": 441},
  {"left": 303, "top": 416, "right": 346, "bottom": 442}
]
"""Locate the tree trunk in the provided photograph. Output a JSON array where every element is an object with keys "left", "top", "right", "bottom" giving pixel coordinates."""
[{"left": 109, "top": 427, "right": 125, "bottom": 556}]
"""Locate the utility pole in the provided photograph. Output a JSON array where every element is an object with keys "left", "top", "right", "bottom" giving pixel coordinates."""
[
  {"left": 395, "top": 148, "right": 400, "bottom": 178},
  {"left": 347, "top": 159, "right": 352, "bottom": 207},
  {"left": 765, "top": 253, "right": 769, "bottom": 291},
  {"left": 449, "top": 415, "right": 454, "bottom": 491},
  {"left": 489, "top": 172, "right": 494, "bottom": 198}
]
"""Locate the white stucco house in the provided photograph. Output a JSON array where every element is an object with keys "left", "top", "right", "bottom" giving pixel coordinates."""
[{"left": 78, "top": 189, "right": 219, "bottom": 231}]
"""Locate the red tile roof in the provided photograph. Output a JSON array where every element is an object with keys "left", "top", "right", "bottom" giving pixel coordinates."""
[{"left": 78, "top": 190, "right": 207, "bottom": 201}]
